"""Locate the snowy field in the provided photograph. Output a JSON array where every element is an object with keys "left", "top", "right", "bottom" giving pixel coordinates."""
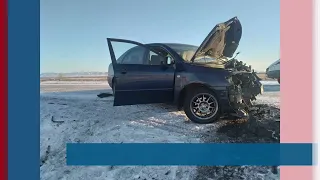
[{"left": 40, "top": 81, "right": 280, "bottom": 180}]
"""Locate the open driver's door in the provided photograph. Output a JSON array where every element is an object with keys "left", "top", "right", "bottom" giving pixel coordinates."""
[{"left": 107, "top": 38, "right": 175, "bottom": 106}]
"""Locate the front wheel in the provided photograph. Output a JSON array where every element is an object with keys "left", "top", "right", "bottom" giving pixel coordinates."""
[{"left": 183, "top": 88, "right": 220, "bottom": 124}]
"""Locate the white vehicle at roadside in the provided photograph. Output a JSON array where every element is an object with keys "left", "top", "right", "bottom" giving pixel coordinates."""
[{"left": 266, "top": 59, "right": 280, "bottom": 84}]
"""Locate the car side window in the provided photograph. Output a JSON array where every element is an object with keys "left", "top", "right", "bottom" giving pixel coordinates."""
[
  {"left": 149, "top": 51, "right": 166, "bottom": 65},
  {"left": 110, "top": 41, "right": 148, "bottom": 65},
  {"left": 121, "top": 46, "right": 147, "bottom": 64},
  {"left": 148, "top": 48, "right": 174, "bottom": 66},
  {"left": 109, "top": 41, "right": 169, "bottom": 65}
]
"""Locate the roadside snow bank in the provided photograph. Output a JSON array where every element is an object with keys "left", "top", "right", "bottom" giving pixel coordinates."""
[
  {"left": 260, "top": 80, "right": 279, "bottom": 86},
  {"left": 41, "top": 81, "right": 109, "bottom": 85}
]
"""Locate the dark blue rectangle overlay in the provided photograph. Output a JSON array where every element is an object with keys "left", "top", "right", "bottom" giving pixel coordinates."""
[{"left": 66, "top": 143, "right": 313, "bottom": 166}]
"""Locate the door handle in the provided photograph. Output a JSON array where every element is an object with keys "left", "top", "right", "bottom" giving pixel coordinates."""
[{"left": 121, "top": 70, "right": 127, "bottom": 74}]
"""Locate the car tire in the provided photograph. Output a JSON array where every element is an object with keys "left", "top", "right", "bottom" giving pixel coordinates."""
[
  {"left": 277, "top": 78, "right": 280, "bottom": 84},
  {"left": 183, "top": 87, "right": 220, "bottom": 124}
]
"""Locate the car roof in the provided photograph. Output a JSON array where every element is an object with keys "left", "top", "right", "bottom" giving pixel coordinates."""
[{"left": 146, "top": 43, "right": 198, "bottom": 48}]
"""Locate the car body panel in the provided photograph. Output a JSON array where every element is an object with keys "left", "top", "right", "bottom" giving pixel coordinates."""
[
  {"left": 107, "top": 41, "right": 234, "bottom": 112},
  {"left": 107, "top": 64, "right": 114, "bottom": 88},
  {"left": 266, "top": 59, "right": 280, "bottom": 79},
  {"left": 173, "top": 63, "right": 233, "bottom": 113}
]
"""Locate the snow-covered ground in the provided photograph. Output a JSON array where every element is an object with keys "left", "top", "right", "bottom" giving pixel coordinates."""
[{"left": 40, "top": 81, "right": 280, "bottom": 180}]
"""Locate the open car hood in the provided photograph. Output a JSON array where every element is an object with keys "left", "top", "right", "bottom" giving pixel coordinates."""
[{"left": 191, "top": 17, "right": 242, "bottom": 62}]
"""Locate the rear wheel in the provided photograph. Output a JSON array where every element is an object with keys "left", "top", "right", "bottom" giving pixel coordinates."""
[{"left": 183, "top": 88, "right": 220, "bottom": 124}]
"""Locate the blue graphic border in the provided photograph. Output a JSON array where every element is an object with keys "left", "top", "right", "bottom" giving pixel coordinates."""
[
  {"left": 67, "top": 143, "right": 313, "bottom": 166},
  {"left": 8, "top": 0, "right": 40, "bottom": 180}
]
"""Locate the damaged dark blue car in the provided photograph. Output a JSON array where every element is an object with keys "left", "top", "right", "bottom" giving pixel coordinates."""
[{"left": 107, "top": 17, "right": 263, "bottom": 124}]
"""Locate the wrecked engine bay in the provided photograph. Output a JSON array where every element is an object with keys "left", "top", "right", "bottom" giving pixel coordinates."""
[{"left": 225, "top": 58, "right": 263, "bottom": 118}]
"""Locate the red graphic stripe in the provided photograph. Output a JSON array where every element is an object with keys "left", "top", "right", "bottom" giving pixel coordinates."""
[{"left": 0, "top": 0, "right": 8, "bottom": 179}]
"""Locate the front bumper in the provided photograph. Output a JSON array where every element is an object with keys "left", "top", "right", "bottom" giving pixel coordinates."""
[
  {"left": 224, "top": 75, "right": 263, "bottom": 118},
  {"left": 218, "top": 92, "right": 250, "bottom": 118}
]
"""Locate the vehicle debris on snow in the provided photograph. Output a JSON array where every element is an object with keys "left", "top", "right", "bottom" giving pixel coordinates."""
[{"left": 51, "top": 115, "right": 64, "bottom": 123}]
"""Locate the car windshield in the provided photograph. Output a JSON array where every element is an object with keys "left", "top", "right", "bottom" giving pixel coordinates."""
[{"left": 165, "top": 43, "right": 216, "bottom": 63}]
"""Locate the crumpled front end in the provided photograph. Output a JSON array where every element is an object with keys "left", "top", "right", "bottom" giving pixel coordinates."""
[{"left": 226, "top": 71, "right": 263, "bottom": 118}]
